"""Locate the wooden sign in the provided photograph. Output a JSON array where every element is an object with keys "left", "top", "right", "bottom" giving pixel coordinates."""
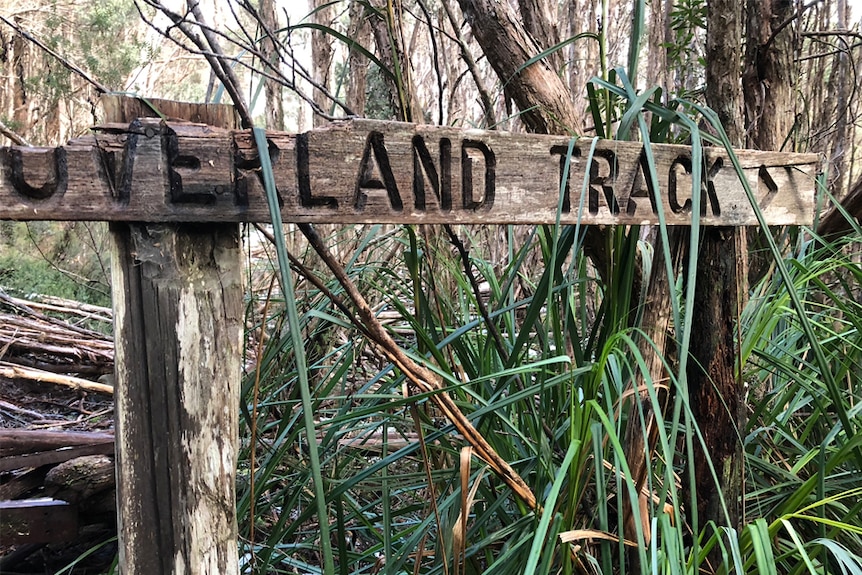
[{"left": 0, "top": 118, "right": 818, "bottom": 225}]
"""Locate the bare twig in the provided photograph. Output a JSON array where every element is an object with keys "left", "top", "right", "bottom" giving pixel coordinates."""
[
  {"left": 135, "top": 0, "right": 354, "bottom": 121},
  {"left": 0, "top": 118, "right": 31, "bottom": 146},
  {"left": 187, "top": 0, "right": 253, "bottom": 126},
  {"left": 441, "top": 0, "right": 496, "bottom": 128},
  {"left": 133, "top": 0, "right": 254, "bottom": 127},
  {"left": 0, "top": 362, "right": 113, "bottom": 395}
]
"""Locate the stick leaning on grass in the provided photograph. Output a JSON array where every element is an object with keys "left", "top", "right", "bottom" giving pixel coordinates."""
[{"left": 298, "top": 222, "right": 539, "bottom": 512}]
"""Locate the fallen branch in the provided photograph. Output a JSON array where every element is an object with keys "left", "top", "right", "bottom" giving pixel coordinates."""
[
  {"left": 11, "top": 295, "right": 112, "bottom": 323},
  {"left": 0, "top": 362, "right": 113, "bottom": 395}
]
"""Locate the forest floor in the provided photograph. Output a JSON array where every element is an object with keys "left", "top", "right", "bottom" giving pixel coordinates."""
[{"left": 0, "top": 293, "right": 117, "bottom": 574}]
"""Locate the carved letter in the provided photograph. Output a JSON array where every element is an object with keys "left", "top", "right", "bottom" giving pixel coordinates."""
[
  {"left": 412, "top": 135, "right": 451, "bottom": 211},
  {"left": 703, "top": 156, "right": 722, "bottom": 216},
  {"left": 5, "top": 147, "right": 68, "bottom": 200},
  {"left": 666, "top": 155, "right": 722, "bottom": 216},
  {"left": 235, "top": 137, "right": 286, "bottom": 208},
  {"left": 164, "top": 127, "right": 216, "bottom": 205},
  {"left": 627, "top": 151, "right": 659, "bottom": 215},
  {"left": 668, "top": 155, "right": 693, "bottom": 214},
  {"left": 756, "top": 164, "right": 779, "bottom": 211},
  {"left": 588, "top": 150, "right": 620, "bottom": 215},
  {"left": 550, "top": 144, "right": 582, "bottom": 213},
  {"left": 354, "top": 132, "right": 402, "bottom": 211},
  {"left": 297, "top": 132, "right": 337, "bottom": 208},
  {"left": 461, "top": 140, "right": 495, "bottom": 210},
  {"left": 116, "top": 120, "right": 140, "bottom": 203}
]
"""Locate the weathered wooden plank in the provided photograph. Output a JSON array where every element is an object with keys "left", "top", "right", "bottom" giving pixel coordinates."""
[
  {"left": 0, "top": 119, "right": 819, "bottom": 226},
  {"left": 0, "top": 499, "right": 78, "bottom": 544}
]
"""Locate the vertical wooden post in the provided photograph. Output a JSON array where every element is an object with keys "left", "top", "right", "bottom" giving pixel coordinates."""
[{"left": 105, "top": 96, "right": 242, "bottom": 574}]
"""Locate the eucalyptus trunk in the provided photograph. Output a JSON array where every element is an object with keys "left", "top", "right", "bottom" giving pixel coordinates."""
[{"left": 684, "top": 0, "right": 747, "bottom": 553}]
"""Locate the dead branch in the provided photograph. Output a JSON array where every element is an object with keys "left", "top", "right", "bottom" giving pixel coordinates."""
[{"left": 0, "top": 362, "right": 113, "bottom": 395}]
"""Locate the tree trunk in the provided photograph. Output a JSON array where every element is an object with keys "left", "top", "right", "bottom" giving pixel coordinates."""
[
  {"left": 345, "top": 1, "right": 372, "bottom": 115},
  {"left": 622, "top": 227, "right": 686, "bottom": 557},
  {"left": 456, "top": 0, "right": 581, "bottom": 135},
  {"left": 456, "top": 0, "right": 613, "bottom": 281},
  {"left": 685, "top": 3, "right": 747, "bottom": 559},
  {"left": 312, "top": 0, "right": 335, "bottom": 126},
  {"left": 645, "top": 0, "right": 671, "bottom": 93},
  {"left": 742, "top": 0, "right": 796, "bottom": 280},
  {"left": 826, "top": 0, "right": 851, "bottom": 195},
  {"left": 743, "top": 0, "right": 795, "bottom": 150},
  {"left": 517, "top": 0, "right": 562, "bottom": 74},
  {"left": 260, "top": 0, "right": 284, "bottom": 130}
]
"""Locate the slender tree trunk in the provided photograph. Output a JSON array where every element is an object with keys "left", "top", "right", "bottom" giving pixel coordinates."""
[
  {"left": 743, "top": 0, "right": 795, "bottom": 150},
  {"left": 345, "top": 1, "right": 372, "bottom": 115},
  {"left": 622, "top": 228, "right": 686, "bottom": 559},
  {"left": 646, "top": 0, "right": 671, "bottom": 93},
  {"left": 565, "top": 0, "right": 598, "bottom": 130},
  {"left": 366, "top": 0, "right": 424, "bottom": 122},
  {"left": 828, "top": 0, "right": 851, "bottom": 195},
  {"left": 11, "top": 28, "right": 29, "bottom": 133},
  {"left": 260, "top": 0, "right": 284, "bottom": 130},
  {"left": 312, "top": 0, "right": 335, "bottom": 127},
  {"left": 686, "top": 5, "right": 747, "bottom": 561}
]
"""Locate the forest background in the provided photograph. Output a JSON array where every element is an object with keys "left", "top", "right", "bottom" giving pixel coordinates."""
[{"left": 1, "top": 0, "right": 862, "bottom": 573}]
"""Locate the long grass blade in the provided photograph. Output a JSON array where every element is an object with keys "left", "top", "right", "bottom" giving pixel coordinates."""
[{"left": 254, "top": 127, "right": 335, "bottom": 574}]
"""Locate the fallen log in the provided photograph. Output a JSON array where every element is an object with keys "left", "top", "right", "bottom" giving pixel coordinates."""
[
  {"left": 46, "top": 454, "right": 115, "bottom": 504},
  {"left": 0, "top": 429, "right": 115, "bottom": 457},
  {"left": 0, "top": 466, "right": 50, "bottom": 500}
]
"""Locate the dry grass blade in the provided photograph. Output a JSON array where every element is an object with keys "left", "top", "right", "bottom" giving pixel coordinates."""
[
  {"left": 559, "top": 529, "right": 639, "bottom": 548},
  {"left": 453, "top": 447, "right": 486, "bottom": 575},
  {"left": 298, "top": 223, "right": 539, "bottom": 511}
]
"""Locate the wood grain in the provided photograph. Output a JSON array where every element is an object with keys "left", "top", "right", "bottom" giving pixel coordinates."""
[{"left": 0, "top": 119, "right": 819, "bottom": 226}]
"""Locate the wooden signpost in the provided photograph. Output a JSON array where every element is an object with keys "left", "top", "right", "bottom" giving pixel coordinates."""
[
  {"left": 2, "top": 118, "right": 817, "bottom": 226},
  {"left": 0, "top": 97, "right": 819, "bottom": 575}
]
